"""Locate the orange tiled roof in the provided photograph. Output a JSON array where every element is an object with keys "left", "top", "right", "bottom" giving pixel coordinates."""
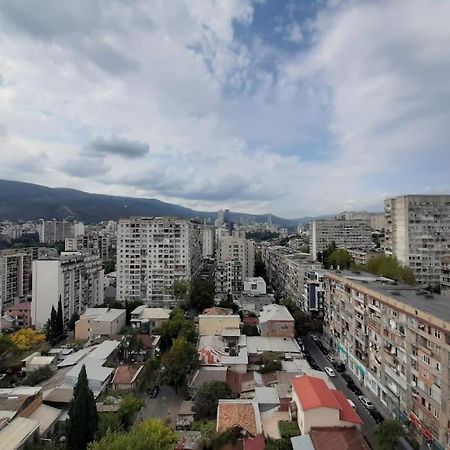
[
  {"left": 217, "top": 400, "right": 260, "bottom": 436},
  {"left": 202, "top": 307, "right": 234, "bottom": 316},
  {"left": 292, "top": 375, "right": 341, "bottom": 410},
  {"left": 331, "top": 390, "right": 363, "bottom": 424},
  {"left": 112, "top": 365, "right": 143, "bottom": 385},
  {"left": 309, "top": 427, "right": 370, "bottom": 450}
]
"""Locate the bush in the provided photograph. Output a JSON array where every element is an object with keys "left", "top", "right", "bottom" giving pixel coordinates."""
[
  {"left": 278, "top": 421, "right": 300, "bottom": 439},
  {"left": 242, "top": 324, "right": 259, "bottom": 336},
  {"left": 21, "top": 365, "right": 53, "bottom": 386}
]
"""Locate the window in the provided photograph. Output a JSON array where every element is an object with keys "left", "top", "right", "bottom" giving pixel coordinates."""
[{"left": 434, "top": 329, "right": 441, "bottom": 339}]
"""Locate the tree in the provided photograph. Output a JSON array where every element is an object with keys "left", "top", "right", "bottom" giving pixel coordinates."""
[
  {"left": 95, "top": 413, "right": 122, "bottom": 441},
  {"left": 160, "top": 336, "right": 198, "bottom": 391},
  {"left": 193, "top": 381, "right": 234, "bottom": 420},
  {"left": 242, "top": 323, "right": 259, "bottom": 336},
  {"left": 0, "top": 333, "right": 16, "bottom": 356},
  {"left": 89, "top": 419, "right": 177, "bottom": 450},
  {"left": 67, "top": 365, "right": 98, "bottom": 450},
  {"left": 254, "top": 253, "right": 267, "bottom": 280},
  {"left": 172, "top": 280, "right": 189, "bottom": 305},
  {"left": 67, "top": 312, "right": 80, "bottom": 331},
  {"left": 373, "top": 419, "right": 405, "bottom": 450},
  {"left": 327, "top": 248, "right": 353, "bottom": 269},
  {"left": 259, "top": 352, "right": 282, "bottom": 374},
  {"left": 117, "top": 394, "right": 144, "bottom": 430},
  {"left": 187, "top": 279, "right": 215, "bottom": 312},
  {"left": 57, "top": 299, "right": 64, "bottom": 336},
  {"left": 282, "top": 299, "right": 322, "bottom": 336},
  {"left": 10, "top": 328, "right": 46, "bottom": 351},
  {"left": 21, "top": 365, "right": 53, "bottom": 386},
  {"left": 365, "top": 255, "right": 415, "bottom": 285},
  {"left": 104, "top": 259, "right": 115, "bottom": 275},
  {"left": 155, "top": 308, "right": 196, "bottom": 350}
]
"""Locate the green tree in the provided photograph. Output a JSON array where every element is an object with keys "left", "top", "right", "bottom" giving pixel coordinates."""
[
  {"left": 191, "top": 420, "right": 217, "bottom": 449},
  {"left": 67, "top": 312, "right": 80, "bottom": 331},
  {"left": 254, "top": 253, "right": 267, "bottom": 280},
  {"left": 21, "top": 365, "right": 53, "bottom": 386},
  {"left": 67, "top": 365, "right": 98, "bottom": 450},
  {"left": 172, "top": 280, "right": 189, "bottom": 305},
  {"left": 104, "top": 259, "right": 115, "bottom": 275},
  {"left": 95, "top": 413, "right": 122, "bottom": 441},
  {"left": 318, "top": 241, "right": 337, "bottom": 267},
  {"left": 117, "top": 394, "right": 144, "bottom": 430},
  {"left": 160, "top": 336, "right": 198, "bottom": 391},
  {"left": 365, "top": 255, "right": 415, "bottom": 285},
  {"left": 242, "top": 323, "right": 259, "bottom": 336},
  {"left": 259, "top": 352, "right": 282, "bottom": 374},
  {"left": 155, "top": 308, "right": 196, "bottom": 350},
  {"left": 373, "top": 419, "right": 405, "bottom": 450},
  {"left": 89, "top": 419, "right": 177, "bottom": 450},
  {"left": 282, "top": 299, "right": 323, "bottom": 336},
  {"left": 187, "top": 279, "right": 215, "bottom": 312},
  {"left": 57, "top": 299, "right": 64, "bottom": 336},
  {"left": 327, "top": 248, "right": 353, "bottom": 269},
  {"left": 0, "top": 333, "right": 16, "bottom": 356},
  {"left": 193, "top": 381, "right": 234, "bottom": 420}
]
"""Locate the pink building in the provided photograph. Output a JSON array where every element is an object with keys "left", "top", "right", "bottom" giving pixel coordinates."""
[{"left": 6, "top": 302, "right": 32, "bottom": 328}]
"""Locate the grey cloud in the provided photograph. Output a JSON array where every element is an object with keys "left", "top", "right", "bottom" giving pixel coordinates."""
[
  {"left": 86, "top": 136, "right": 149, "bottom": 159},
  {"left": 60, "top": 157, "right": 109, "bottom": 178}
]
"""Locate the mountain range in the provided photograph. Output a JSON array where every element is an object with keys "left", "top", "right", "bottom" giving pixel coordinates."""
[{"left": 0, "top": 179, "right": 306, "bottom": 226}]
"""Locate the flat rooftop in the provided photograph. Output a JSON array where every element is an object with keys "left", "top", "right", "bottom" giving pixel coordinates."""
[{"left": 329, "top": 271, "right": 450, "bottom": 322}]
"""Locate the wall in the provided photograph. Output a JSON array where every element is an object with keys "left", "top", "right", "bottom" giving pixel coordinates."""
[{"left": 198, "top": 315, "right": 241, "bottom": 336}]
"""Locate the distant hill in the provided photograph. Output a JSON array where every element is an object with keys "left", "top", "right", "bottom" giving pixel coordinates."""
[{"left": 0, "top": 179, "right": 302, "bottom": 226}]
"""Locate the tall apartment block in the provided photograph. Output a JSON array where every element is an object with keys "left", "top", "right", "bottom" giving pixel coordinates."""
[
  {"left": 38, "top": 219, "right": 85, "bottom": 244},
  {"left": 385, "top": 195, "right": 450, "bottom": 287},
  {"left": 0, "top": 250, "right": 32, "bottom": 317},
  {"left": 215, "top": 259, "right": 243, "bottom": 298},
  {"left": 262, "top": 246, "right": 312, "bottom": 306},
  {"left": 202, "top": 226, "right": 215, "bottom": 259},
  {"left": 323, "top": 271, "right": 450, "bottom": 447},
  {"left": 116, "top": 217, "right": 202, "bottom": 306},
  {"left": 441, "top": 256, "right": 450, "bottom": 292},
  {"left": 302, "top": 268, "right": 325, "bottom": 317},
  {"left": 310, "top": 218, "right": 372, "bottom": 261},
  {"left": 32, "top": 252, "right": 104, "bottom": 329},
  {"left": 65, "top": 232, "right": 111, "bottom": 261}
]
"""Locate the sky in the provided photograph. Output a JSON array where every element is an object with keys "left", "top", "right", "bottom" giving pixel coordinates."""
[{"left": 0, "top": 0, "right": 449, "bottom": 219}]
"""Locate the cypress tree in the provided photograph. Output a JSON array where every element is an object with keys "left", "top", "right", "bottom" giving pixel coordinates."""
[
  {"left": 67, "top": 365, "right": 98, "bottom": 450},
  {"left": 50, "top": 306, "right": 58, "bottom": 342},
  {"left": 57, "top": 299, "right": 64, "bottom": 336}
]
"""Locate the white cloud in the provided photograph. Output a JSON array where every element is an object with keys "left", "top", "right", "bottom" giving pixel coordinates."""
[{"left": 0, "top": 0, "right": 448, "bottom": 218}]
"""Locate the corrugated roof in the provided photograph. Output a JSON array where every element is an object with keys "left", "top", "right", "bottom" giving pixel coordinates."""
[
  {"left": 89, "top": 340, "right": 120, "bottom": 360},
  {"left": 0, "top": 416, "right": 40, "bottom": 450},
  {"left": 28, "top": 404, "right": 61, "bottom": 435},
  {"left": 259, "top": 305, "right": 294, "bottom": 323}
]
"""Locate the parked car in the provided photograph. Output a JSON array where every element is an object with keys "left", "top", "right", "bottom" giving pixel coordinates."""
[
  {"left": 341, "top": 373, "right": 352, "bottom": 383},
  {"left": 358, "top": 396, "right": 374, "bottom": 410},
  {"left": 149, "top": 385, "right": 160, "bottom": 398},
  {"left": 324, "top": 367, "right": 336, "bottom": 377},
  {"left": 370, "top": 409, "right": 385, "bottom": 424},
  {"left": 334, "top": 362, "right": 346, "bottom": 372}
]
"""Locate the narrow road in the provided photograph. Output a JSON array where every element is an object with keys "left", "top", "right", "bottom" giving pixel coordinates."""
[{"left": 303, "top": 334, "right": 377, "bottom": 435}]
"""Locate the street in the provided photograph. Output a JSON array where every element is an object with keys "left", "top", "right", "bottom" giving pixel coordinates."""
[
  {"left": 303, "top": 334, "right": 377, "bottom": 435},
  {"left": 135, "top": 385, "right": 183, "bottom": 426}
]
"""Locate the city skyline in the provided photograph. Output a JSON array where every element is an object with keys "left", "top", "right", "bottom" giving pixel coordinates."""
[{"left": 0, "top": 0, "right": 449, "bottom": 217}]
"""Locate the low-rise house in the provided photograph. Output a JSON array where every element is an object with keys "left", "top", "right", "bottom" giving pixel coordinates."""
[
  {"left": 189, "top": 367, "right": 227, "bottom": 394},
  {"left": 291, "top": 427, "right": 370, "bottom": 450},
  {"left": 259, "top": 305, "right": 295, "bottom": 338},
  {"left": 75, "top": 308, "right": 126, "bottom": 340},
  {"left": 22, "top": 356, "right": 57, "bottom": 373},
  {"left": 5, "top": 302, "right": 32, "bottom": 328},
  {"left": 202, "top": 307, "right": 234, "bottom": 316},
  {"left": 291, "top": 376, "right": 362, "bottom": 435},
  {"left": 111, "top": 365, "right": 144, "bottom": 390},
  {"left": 0, "top": 416, "right": 40, "bottom": 449},
  {"left": 217, "top": 399, "right": 263, "bottom": 437},
  {"left": 135, "top": 335, "right": 161, "bottom": 358},
  {"left": 130, "top": 306, "right": 171, "bottom": 334},
  {"left": 239, "top": 293, "right": 274, "bottom": 314},
  {"left": 246, "top": 336, "right": 302, "bottom": 362},
  {"left": 198, "top": 314, "right": 241, "bottom": 336}
]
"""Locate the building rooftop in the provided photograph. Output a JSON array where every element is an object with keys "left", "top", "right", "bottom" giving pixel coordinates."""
[
  {"left": 255, "top": 387, "right": 279, "bottom": 405},
  {"left": 131, "top": 306, "right": 171, "bottom": 320},
  {"left": 189, "top": 367, "right": 227, "bottom": 390},
  {"left": 328, "top": 271, "right": 450, "bottom": 322},
  {"left": 246, "top": 337, "right": 301, "bottom": 354},
  {"left": 217, "top": 399, "right": 262, "bottom": 436},
  {"left": 112, "top": 365, "right": 143, "bottom": 385},
  {"left": 308, "top": 427, "right": 370, "bottom": 450},
  {"left": 245, "top": 277, "right": 266, "bottom": 283},
  {"left": 291, "top": 434, "right": 315, "bottom": 450},
  {"left": 82, "top": 308, "right": 125, "bottom": 322},
  {"left": 0, "top": 416, "right": 40, "bottom": 450},
  {"left": 28, "top": 403, "right": 61, "bottom": 436},
  {"left": 88, "top": 340, "right": 121, "bottom": 360},
  {"left": 202, "top": 307, "right": 234, "bottom": 316},
  {"left": 292, "top": 376, "right": 340, "bottom": 411},
  {"left": 259, "top": 305, "right": 294, "bottom": 323}
]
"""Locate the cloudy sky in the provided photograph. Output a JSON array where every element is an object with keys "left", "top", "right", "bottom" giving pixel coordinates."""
[{"left": 0, "top": 0, "right": 449, "bottom": 218}]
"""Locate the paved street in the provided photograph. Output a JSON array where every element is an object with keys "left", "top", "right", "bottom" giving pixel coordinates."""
[
  {"left": 135, "top": 385, "right": 184, "bottom": 427},
  {"left": 303, "top": 334, "right": 377, "bottom": 435}
]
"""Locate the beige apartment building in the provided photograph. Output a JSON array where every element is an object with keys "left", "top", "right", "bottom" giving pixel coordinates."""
[
  {"left": 384, "top": 195, "right": 450, "bottom": 287},
  {"left": 323, "top": 271, "right": 450, "bottom": 447},
  {"left": 116, "top": 217, "right": 202, "bottom": 307},
  {"left": 262, "top": 246, "right": 312, "bottom": 306}
]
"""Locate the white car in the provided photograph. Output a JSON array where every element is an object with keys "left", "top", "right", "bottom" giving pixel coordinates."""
[
  {"left": 358, "top": 396, "right": 374, "bottom": 410},
  {"left": 324, "top": 367, "right": 336, "bottom": 377}
]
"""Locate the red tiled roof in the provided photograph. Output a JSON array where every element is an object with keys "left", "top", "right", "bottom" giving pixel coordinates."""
[
  {"left": 203, "top": 307, "right": 234, "bottom": 315},
  {"left": 217, "top": 400, "right": 261, "bottom": 436},
  {"left": 112, "top": 365, "right": 143, "bottom": 385},
  {"left": 136, "top": 334, "right": 156, "bottom": 348},
  {"left": 243, "top": 317, "right": 259, "bottom": 324},
  {"left": 309, "top": 427, "right": 370, "bottom": 450},
  {"left": 243, "top": 434, "right": 265, "bottom": 450},
  {"left": 331, "top": 390, "right": 363, "bottom": 424},
  {"left": 292, "top": 376, "right": 341, "bottom": 411}
]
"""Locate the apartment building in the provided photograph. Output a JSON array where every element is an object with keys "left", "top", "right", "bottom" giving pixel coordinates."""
[
  {"left": 38, "top": 219, "right": 84, "bottom": 244},
  {"left": 441, "top": 256, "right": 450, "bottom": 292},
  {"left": 338, "top": 211, "right": 386, "bottom": 231},
  {"left": 65, "top": 232, "right": 111, "bottom": 261},
  {"left": 263, "top": 246, "right": 312, "bottom": 305},
  {"left": 116, "top": 217, "right": 202, "bottom": 307},
  {"left": 310, "top": 219, "right": 372, "bottom": 261},
  {"left": 302, "top": 268, "right": 325, "bottom": 317},
  {"left": 215, "top": 235, "right": 255, "bottom": 298},
  {"left": 0, "top": 250, "right": 32, "bottom": 317},
  {"left": 202, "top": 226, "right": 215, "bottom": 259},
  {"left": 385, "top": 195, "right": 450, "bottom": 287},
  {"left": 32, "top": 252, "right": 104, "bottom": 329},
  {"left": 347, "top": 249, "right": 379, "bottom": 266},
  {"left": 323, "top": 271, "right": 450, "bottom": 447}
]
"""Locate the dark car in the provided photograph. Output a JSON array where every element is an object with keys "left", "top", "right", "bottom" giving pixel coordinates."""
[
  {"left": 341, "top": 373, "right": 353, "bottom": 383},
  {"left": 370, "top": 409, "right": 385, "bottom": 424},
  {"left": 334, "top": 362, "right": 346, "bottom": 372},
  {"left": 149, "top": 385, "right": 159, "bottom": 398},
  {"left": 350, "top": 385, "right": 362, "bottom": 396}
]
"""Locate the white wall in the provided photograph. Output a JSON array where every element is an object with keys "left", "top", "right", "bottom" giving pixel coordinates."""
[
  {"left": 243, "top": 278, "right": 266, "bottom": 294},
  {"left": 32, "top": 260, "right": 61, "bottom": 329}
]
